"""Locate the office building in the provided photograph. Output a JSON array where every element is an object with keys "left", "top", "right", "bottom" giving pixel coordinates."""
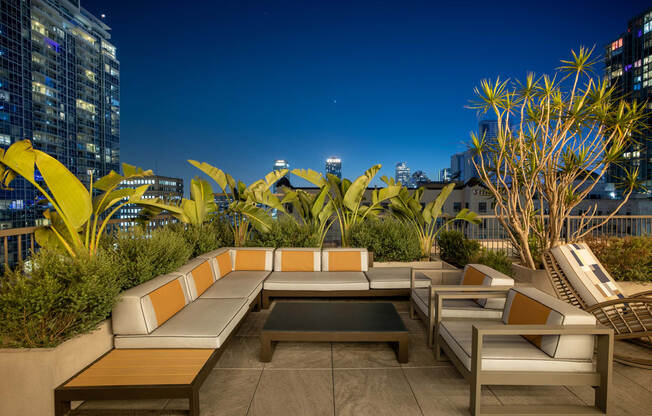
[
  {"left": 439, "top": 167, "right": 452, "bottom": 182},
  {"left": 448, "top": 119, "right": 499, "bottom": 183},
  {"left": 325, "top": 157, "right": 341, "bottom": 179},
  {"left": 118, "top": 176, "right": 183, "bottom": 220},
  {"left": 395, "top": 162, "right": 410, "bottom": 186},
  {"left": 272, "top": 159, "right": 289, "bottom": 192},
  {"left": 605, "top": 7, "right": 652, "bottom": 193},
  {"left": 0, "top": 0, "right": 119, "bottom": 263}
]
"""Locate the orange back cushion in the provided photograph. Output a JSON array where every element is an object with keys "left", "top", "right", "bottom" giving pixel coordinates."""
[
  {"left": 234, "top": 250, "right": 267, "bottom": 271},
  {"left": 191, "top": 261, "right": 214, "bottom": 297},
  {"left": 328, "top": 251, "right": 362, "bottom": 271},
  {"left": 215, "top": 251, "right": 232, "bottom": 277},
  {"left": 148, "top": 279, "right": 186, "bottom": 326},
  {"left": 462, "top": 266, "right": 486, "bottom": 285},
  {"left": 281, "top": 251, "right": 316, "bottom": 271},
  {"left": 506, "top": 292, "right": 552, "bottom": 348}
]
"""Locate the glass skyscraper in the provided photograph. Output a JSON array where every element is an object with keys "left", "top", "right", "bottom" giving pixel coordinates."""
[
  {"left": 395, "top": 162, "right": 410, "bottom": 186},
  {"left": 325, "top": 157, "right": 341, "bottom": 179},
  {"left": 605, "top": 7, "right": 652, "bottom": 194},
  {"left": 0, "top": 0, "right": 119, "bottom": 261}
]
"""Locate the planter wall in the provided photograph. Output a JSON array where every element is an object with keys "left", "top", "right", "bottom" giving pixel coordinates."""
[
  {"left": 511, "top": 263, "right": 556, "bottom": 296},
  {"left": 0, "top": 319, "right": 114, "bottom": 416}
]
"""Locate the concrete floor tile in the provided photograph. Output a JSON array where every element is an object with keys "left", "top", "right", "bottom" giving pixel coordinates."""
[{"left": 264, "top": 341, "right": 332, "bottom": 369}]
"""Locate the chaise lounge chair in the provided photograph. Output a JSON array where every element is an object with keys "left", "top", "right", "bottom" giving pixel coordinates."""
[{"left": 543, "top": 242, "right": 652, "bottom": 368}]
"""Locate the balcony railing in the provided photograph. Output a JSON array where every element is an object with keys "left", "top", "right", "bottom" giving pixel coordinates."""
[{"left": 0, "top": 215, "right": 650, "bottom": 270}]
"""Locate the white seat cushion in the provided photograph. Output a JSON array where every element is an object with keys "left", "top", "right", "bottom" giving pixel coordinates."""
[
  {"left": 411, "top": 288, "right": 503, "bottom": 319},
  {"left": 263, "top": 271, "right": 370, "bottom": 291},
  {"left": 439, "top": 319, "right": 594, "bottom": 372},
  {"left": 114, "top": 298, "right": 247, "bottom": 349},
  {"left": 365, "top": 267, "right": 430, "bottom": 289},
  {"left": 200, "top": 271, "right": 269, "bottom": 303}
]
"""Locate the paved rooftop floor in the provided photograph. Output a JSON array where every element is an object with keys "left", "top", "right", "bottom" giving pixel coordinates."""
[{"left": 77, "top": 299, "right": 652, "bottom": 416}]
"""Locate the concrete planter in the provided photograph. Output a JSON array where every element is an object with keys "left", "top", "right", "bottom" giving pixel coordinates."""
[
  {"left": 511, "top": 263, "right": 556, "bottom": 296},
  {"left": 0, "top": 319, "right": 114, "bottom": 416}
]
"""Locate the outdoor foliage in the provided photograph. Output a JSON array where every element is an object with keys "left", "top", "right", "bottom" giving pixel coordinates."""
[
  {"left": 291, "top": 165, "right": 401, "bottom": 246},
  {"left": 169, "top": 220, "right": 234, "bottom": 258},
  {"left": 246, "top": 215, "right": 320, "bottom": 248},
  {"left": 0, "top": 249, "right": 121, "bottom": 348},
  {"left": 101, "top": 226, "right": 194, "bottom": 290},
  {"left": 437, "top": 230, "right": 481, "bottom": 268},
  {"left": 584, "top": 236, "right": 652, "bottom": 282},
  {"left": 348, "top": 218, "right": 421, "bottom": 262},
  {"left": 468, "top": 48, "right": 647, "bottom": 269},
  {"left": 280, "top": 187, "right": 334, "bottom": 246},
  {"left": 384, "top": 181, "right": 480, "bottom": 259},
  {"left": 189, "top": 160, "right": 288, "bottom": 246},
  {"left": 475, "top": 249, "right": 513, "bottom": 277},
  {"left": 0, "top": 140, "right": 182, "bottom": 257}
]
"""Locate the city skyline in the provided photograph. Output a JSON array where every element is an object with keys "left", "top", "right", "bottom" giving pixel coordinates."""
[{"left": 65, "top": 1, "right": 652, "bottom": 190}]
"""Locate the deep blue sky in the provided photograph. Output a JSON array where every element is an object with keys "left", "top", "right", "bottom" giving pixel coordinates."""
[{"left": 84, "top": 0, "right": 650, "bottom": 191}]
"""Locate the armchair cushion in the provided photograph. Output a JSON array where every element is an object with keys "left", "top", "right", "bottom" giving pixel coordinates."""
[
  {"left": 551, "top": 243, "right": 624, "bottom": 306},
  {"left": 502, "top": 287, "right": 596, "bottom": 359},
  {"left": 460, "top": 264, "right": 514, "bottom": 309},
  {"left": 232, "top": 247, "right": 274, "bottom": 271},
  {"left": 439, "top": 319, "right": 594, "bottom": 372},
  {"left": 411, "top": 288, "right": 503, "bottom": 319}
]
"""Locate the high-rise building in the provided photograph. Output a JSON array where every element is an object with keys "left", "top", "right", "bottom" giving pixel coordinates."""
[
  {"left": 325, "top": 157, "right": 341, "bottom": 179},
  {"left": 118, "top": 176, "right": 183, "bottom": 220},
  {"left": 395, "top": 162, "right": 410, "bottom": 186},
  {"left": 479, "top": 119, "right": 499, "bottom": 141},
  {"left": 449, "top": 119, "right": 498, "bottom": 183},
  {"left": 605, "top": 7, "right": 652, "bottom": 193},
  {"left": 272, "top": 159, "right": 289, "bottom": 192},
  {"left": 411, "top": 170, "right": 429, "bottom": 188},
  {"left": 439, "top": 168, "right": 452, "bottom": 182},
  {"left": 0, "top": 0, "right": 119, "bottom": 262}
]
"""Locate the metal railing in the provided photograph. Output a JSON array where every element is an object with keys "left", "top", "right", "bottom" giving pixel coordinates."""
[{"left": 1, "top": 215, "right": 650, "bottom": 270}]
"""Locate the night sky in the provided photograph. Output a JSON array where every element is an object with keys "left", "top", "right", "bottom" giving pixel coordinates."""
[{"left": 83, "top": 0, "right": 651, "bottom": 191}]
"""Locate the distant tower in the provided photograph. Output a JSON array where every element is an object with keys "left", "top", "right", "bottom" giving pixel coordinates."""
[
  {"left": 439, "top": 168, "right": 452, "bottom": 182},
  {"left": 411, "top": 170, "right": 429, "bottom": 188},
  {"left": 325, "top": 157, "right": 342, "bottom": 179},
  {"left": 272, "top": 159, "right": 290, "bottom": 192},
  {"left": 395, "top": 162, "right": 411, "bottom": 186}
]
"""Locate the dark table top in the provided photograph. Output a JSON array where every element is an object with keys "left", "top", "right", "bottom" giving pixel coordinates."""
[{"left": 262, "top": 302, "right": 408, "bottom": 333}]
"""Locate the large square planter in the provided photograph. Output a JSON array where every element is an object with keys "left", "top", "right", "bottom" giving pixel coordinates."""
[{"left": 0, "top": 319, "right": 113, "bottom": 416}]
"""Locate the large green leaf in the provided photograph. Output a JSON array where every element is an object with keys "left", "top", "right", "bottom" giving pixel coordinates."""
[
  {"left": 34, "top": 149, "right": 91, "bottom": 230},
  {"left": 428, "top": 182, "right": 456, "bottom": 224},
  {"left": 291, "top": 169, "right": 327, "bottom": 187},
  {"left": 231, "top": 202, "right": 274, "bottom": 233},
  {"left": 188, "top": 160, "right": 229, "bottom": 191},
  {"left": 1, "top": 140, "right": 36, "bottom": 184},
  {"left": 342, "top": 165, "right": 380, "bottom": 211},
  {"left": 121, "top": 163, "right": 153, "bottom": 178}
]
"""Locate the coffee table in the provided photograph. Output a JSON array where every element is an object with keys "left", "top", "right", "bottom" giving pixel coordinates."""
[{"left": 260, "top": 302, "right": 409, "bottom": 363}]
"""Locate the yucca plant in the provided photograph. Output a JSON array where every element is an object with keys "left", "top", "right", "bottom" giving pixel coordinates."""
[
  {"left": 0, "top": 140, "right": 182, "bottom": 257},
  {"left": 383, "top": 180, "right": 481, "bottom": 260},
  {"left": 280, "top": 186, "right": 334, "bottom": 246},
  {"left": 292, "top": 165, "right": 401, "bottom": 246},
  {"left": 188, "top": 160, "right": 289, "bottom": 246},
  {"left": 468, "top": 47, "right": 647, "bottom": 268}
]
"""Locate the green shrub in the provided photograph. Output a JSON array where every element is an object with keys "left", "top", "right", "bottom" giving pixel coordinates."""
[
  {"left": 584, "top": 236, "right": 652, "bottom": 282},
  {"left": 437, "top": 230, "right": 481, "bottom": 267},
  {"left": 169, "top": 220, "right": 234, "bottom": 258},
  {"left": 0, "top": 249, "right": 121, "bottom": 348},
  {"left": 247, "top": 216, "right": 320, "bottom": 248},
  {"left": 102, "top": 226, "right": 193, "bottom": 290},
  {"left": 475, "top": 249, "right": 513, "bottom": 276},
  {"left": 348, "top": 218, "right": 421, "bottom": 262}
]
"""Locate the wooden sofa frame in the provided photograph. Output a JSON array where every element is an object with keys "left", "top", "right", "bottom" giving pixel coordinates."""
[
  {"left": 432, "top": 291, "right": 614, "bottom": 415},
  {"left": 54, "top": 293, "right": 262, "bottom": 416}
]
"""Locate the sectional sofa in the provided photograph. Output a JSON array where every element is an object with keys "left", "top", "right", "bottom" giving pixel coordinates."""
[{"left": 111, "top": 246, "right": 430, "bottom": 348}]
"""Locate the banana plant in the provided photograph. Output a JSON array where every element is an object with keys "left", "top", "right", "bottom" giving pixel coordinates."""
[
  {"left": 188, "top": 160, "right": 289, "bottom": 246},
  {"left": 291, "top": 165, "right": 402, "bottom": 246},
  {"left": 280, "top": 185, "right": 334, "bottom": 246},
  {"left": 0, "top": 139, "right": 183, "bottom": 257},
  {"left": 143, "top": 177, "right": 218, "bottom": 226},
  {"left": 383, "top": 179, "right": 481, "bottom": 259}
]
